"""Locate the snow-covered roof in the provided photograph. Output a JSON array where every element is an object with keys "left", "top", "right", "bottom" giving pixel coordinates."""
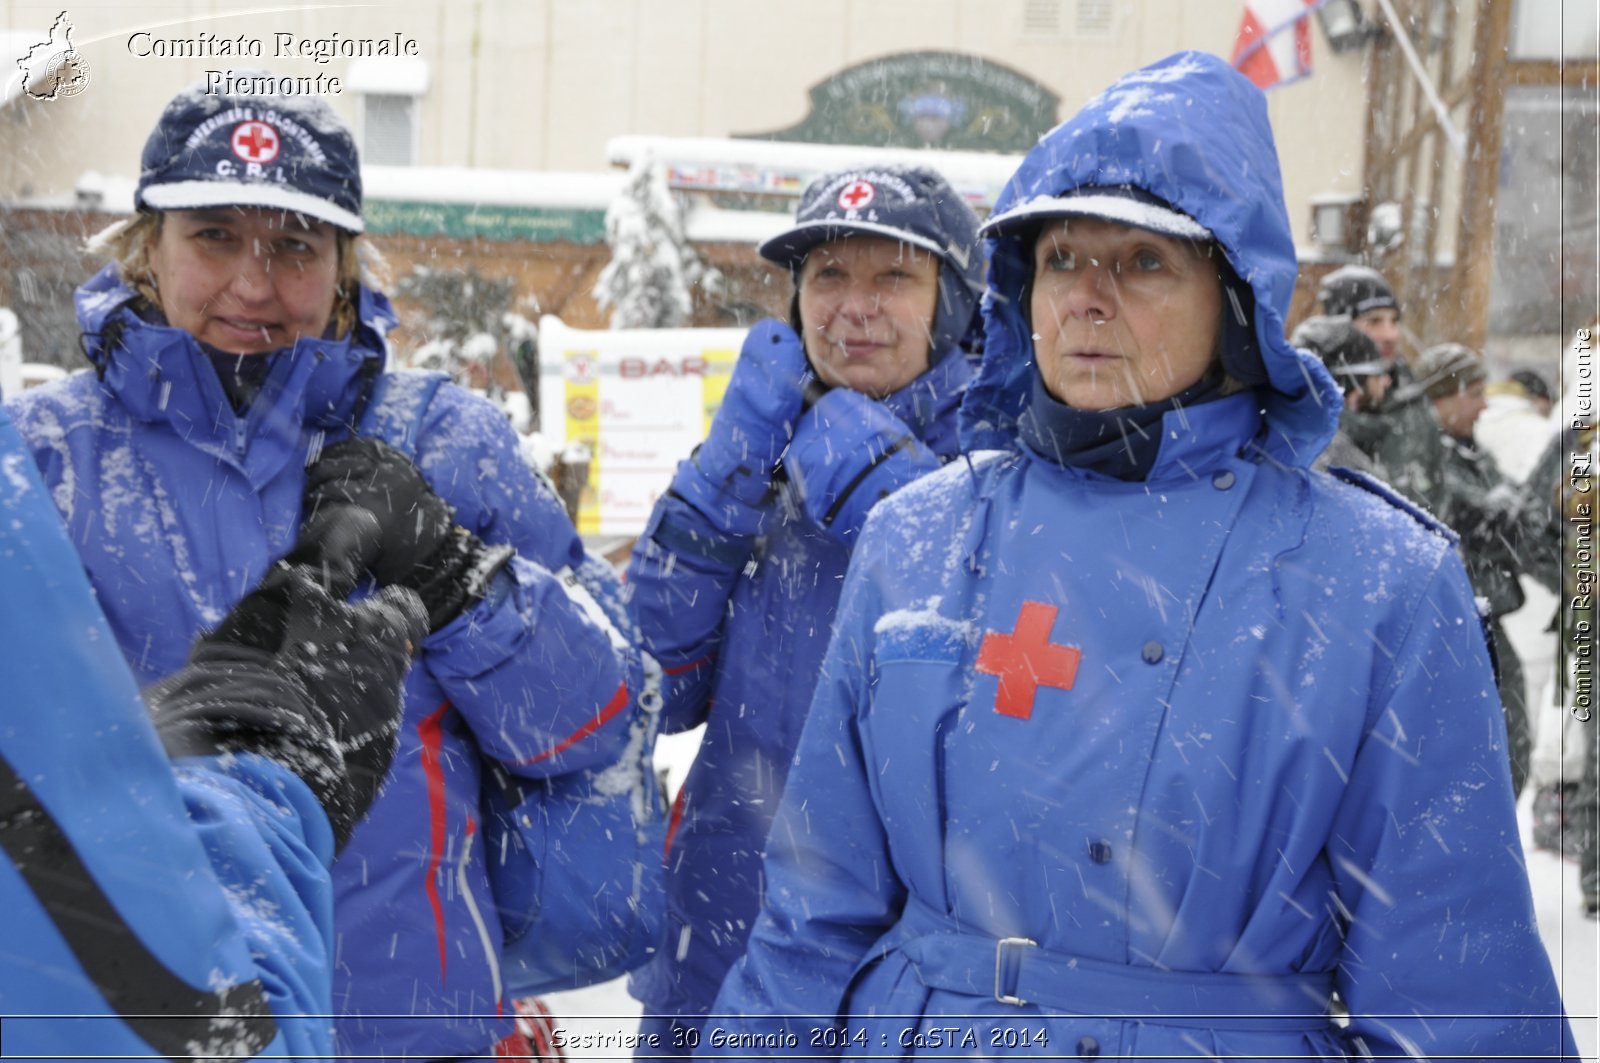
[
  {"left": 364, "top": 165, "right": 625, "bottom": 209},
  {"left": 41, "top": 151, "right": 982, "bottom": 247},
  {"left": 607, "top": 134, "right": 1026, "bottom": 210},
  {"left": 347, "top": 56, "right": 430, "bottom": 96},
  {"left": 682, "top": 202, "right": 791, "bottom": 245},
  {"left": 75, "top": 171, "right": 139, "bottom": 212}
]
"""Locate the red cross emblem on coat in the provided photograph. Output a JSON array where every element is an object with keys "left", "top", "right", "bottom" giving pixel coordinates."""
[
  {"left": 231, "top": 121, "right": 280, "bottom": 164},
  {"left": 837, "top": 180, "right": 875, "bottom": 210},
  {"left": 975, "top": 601, "right": 1081, "bottom": 720}
]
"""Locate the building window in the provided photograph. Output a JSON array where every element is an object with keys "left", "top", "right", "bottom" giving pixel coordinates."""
[
  {"left": 1021, "top": 0, "right": 1063, "bottom": 35},
  {"left": 1489, "top": 85, "right": 1598, "bottom": 335},
  {"left": 1510, "top": 0, "right": 1598, "bottom": 59},
  {"left": 348, "top": 56, "right": 429, "bottom": 167},
  {"left": 1020, "top": 0, "right": 1115, "bottom": 39},
  {"left": 361, "top": 93, "right": 417, "bottom": 166},
  {"left": 1075, "top": 0, "right": 1114, "bottom": 35}
]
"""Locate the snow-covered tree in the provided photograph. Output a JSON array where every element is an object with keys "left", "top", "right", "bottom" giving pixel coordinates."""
[
  {"left": 594, "top": 153, "right": 721, "bottom": 329},
  {"left": 397, "top": 264, "right": 515, "bottom": 384},
  {"left": 396, "top": 265, "right": 541, "bottom": 430}
]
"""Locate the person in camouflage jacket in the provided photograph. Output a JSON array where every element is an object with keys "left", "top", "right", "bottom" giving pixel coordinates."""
[
  {"left": 1415, "top": 343, "right": 1558, "bottom": 796},
  {"left": 1318, "top": 268, "right": 1455, "bottom": 505},
  {"left": 1290, "top": 315, "right": 1390, "bottom": 477}
]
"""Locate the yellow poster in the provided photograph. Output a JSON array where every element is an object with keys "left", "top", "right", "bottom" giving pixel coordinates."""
[{"left": 562, "top": 349, "right": 601, "bottom": 535}]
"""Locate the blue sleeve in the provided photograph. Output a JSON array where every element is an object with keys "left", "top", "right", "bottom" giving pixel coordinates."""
[
  {"left": 410, "top": 385, "right": 642, "bottom": 777},
  {"left": 171, "top": 756, "right": 339, "bottom": 1040},
  {"left": 0, "top": 405, "right": 337, "bottom": 1061},
  {"left": 703, "top": 536, "right": 905, "bottom": 1051},
  {"left": 626, "top": 488, "right": 752, "bottom": 733},
  {"left": 1329, "top": 551, "right": 1578, "bottom": 1060},
  {"left": 783, "top": 388, "right": 942, "bottom": 545}
]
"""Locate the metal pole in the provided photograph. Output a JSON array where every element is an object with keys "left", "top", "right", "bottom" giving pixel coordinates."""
[{"left": 1372, "top": 0, "right": 1468, "bottom": 159}]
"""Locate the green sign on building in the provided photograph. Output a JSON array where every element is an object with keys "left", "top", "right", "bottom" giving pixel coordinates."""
[
  {"left": 745, "top": 51, "right": 1059, "bottom": 155},
  {"left": 364, "top": 199, "right": 608, "bottom": 244}
]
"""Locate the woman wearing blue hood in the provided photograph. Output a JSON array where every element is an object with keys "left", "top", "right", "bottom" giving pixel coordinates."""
[{"left": 704, "top": 53, "right": 1575, "bottom": 1059}]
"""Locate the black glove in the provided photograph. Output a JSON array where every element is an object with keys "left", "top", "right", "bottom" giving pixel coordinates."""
[
  {"left": 300, "top": 437, "right": 511, "bottom": 630},
  {"left": 280, "top": 502, "right": 385, "bottom": 598},
  {"left": 301, "top": 437, "right": 454, "bottom": 585},
  {"left": 145, "top": 563, "right": 429, "bottom": 853}
]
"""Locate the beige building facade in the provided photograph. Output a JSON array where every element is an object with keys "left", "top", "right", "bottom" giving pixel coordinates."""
[
  {"left": 1, "top": 1, "right": 1592, "bottom": 370},
  {"left": 4, "top": 0, "right": 1374, "bottom": 249}
]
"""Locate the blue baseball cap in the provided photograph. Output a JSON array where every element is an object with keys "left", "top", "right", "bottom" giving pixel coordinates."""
[
  {"left": 135, "top": 80, "right": 363, "bottom": 233},
  {"left": 761, "top": 165, "right": 984, "bottom": 356}
]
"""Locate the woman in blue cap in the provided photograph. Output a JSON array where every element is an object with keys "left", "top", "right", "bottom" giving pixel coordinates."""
[
  {"left": 626, "top": 164, "right": 984, "bottom": 1055},
  {"left": 5, "top": 82, "right": 655, "bottom": 1061},
  {"left": 704, "top": 53, "right": 1575, "bottom": 1059}
]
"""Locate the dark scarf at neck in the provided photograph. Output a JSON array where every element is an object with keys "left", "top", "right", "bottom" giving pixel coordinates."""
[
  {"left": 1018, "top": 368, "right": 1227, "bottom": 481},
  {"left": 205, "top": 347, "right": 282, "bottom": 412}
]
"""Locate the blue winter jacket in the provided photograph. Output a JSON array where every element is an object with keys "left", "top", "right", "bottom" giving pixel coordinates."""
[
  {"left": 6, "top": 267, "right": 645, "bottom": 1062},
  {"left": 707, "top": 53, "right": 1577, "bottom": 1060},
  {"left": 626, "top": 346, "right": 971, "bottom": 1033},
  {"left": 1, "top": 403, "right": 337, "bottom": 1060}
]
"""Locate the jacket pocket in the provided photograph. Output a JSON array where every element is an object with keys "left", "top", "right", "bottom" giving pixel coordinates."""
[{"left": 859, "top": 619, "right": 972, "bottom": 904}]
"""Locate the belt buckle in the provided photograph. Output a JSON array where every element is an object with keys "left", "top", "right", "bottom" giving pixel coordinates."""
[{"left": 994, "top": 936, "right": 1036, "bottom": 1006}]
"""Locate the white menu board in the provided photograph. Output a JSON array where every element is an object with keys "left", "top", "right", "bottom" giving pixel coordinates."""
[{"left": 536, "top": 315, "right": 745, "bottom": 537}]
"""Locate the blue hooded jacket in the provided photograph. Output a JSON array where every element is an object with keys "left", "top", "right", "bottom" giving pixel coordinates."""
[
  {"left": 626, "top": 340, "right": 972, "bottom": 1038},
  {"left": 6, "top": 265, "right": 648, "bottom": 1062},
  {"left": 1, "top": 402, "right": 337, "bottom": 1060},
  {"left": 707, "top": 53, "right": 1576, "bottom": 1060}
]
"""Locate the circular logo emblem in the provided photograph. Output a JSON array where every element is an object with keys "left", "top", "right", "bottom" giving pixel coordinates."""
[
  {"left": 231, "top": 121, "right": 281, "bottom": 164},
  {"left": 564, "top": 354, "right": 597, "bottom": 384},
  {"left": 566, "top": 395, "right": 597, "bottom": 421},
  {"left": 41, "top": 50, "right": 91, "bottom": 98},
  {"left": 837, "top": 180, "right": 876, "bottom": 211}
]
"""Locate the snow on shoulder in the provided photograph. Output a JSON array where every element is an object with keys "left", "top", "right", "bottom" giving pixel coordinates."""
[
  {"left": 873, "top": 595, "right": 975, "bottom": 645},
  {"left": 858, "top": 450, "right": 1010, "bottom": 584}
]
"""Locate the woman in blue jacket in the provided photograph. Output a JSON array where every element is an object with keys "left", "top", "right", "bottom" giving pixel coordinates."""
[
  {"left": 706, "top": 53, "right": 1576, "bottom": 1059},
  {"left": 626, "top": 165, "right": 983, "bottom": 1054},
  {"left": 5, "top": 84, "right": 651, "bottom": 1061},
  {"left": 1, "top": 399, "right": 424, "bottom": 1059}
]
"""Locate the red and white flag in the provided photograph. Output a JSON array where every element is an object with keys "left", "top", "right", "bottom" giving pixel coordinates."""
[{"left": 1232, "top": 0, "right": 1326, "bottom": 91}]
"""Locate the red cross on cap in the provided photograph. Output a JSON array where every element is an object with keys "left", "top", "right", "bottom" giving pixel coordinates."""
[
  {"left": 231, "top": 121, "right": 280, "bottom": 165},
  {"left": 975, "top": 601, "right": 1082, "bottom": 720},
  {"left": 837, "top": 180, "right": 875, "bottom": 211}
]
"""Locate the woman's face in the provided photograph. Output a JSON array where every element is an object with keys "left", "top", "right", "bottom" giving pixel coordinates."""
[
  {"left": 797, "top": 235, "right": 940, "bottom": 399},
  {"left": 147, "top": 207, "right": 340, "bottom": 355},
  {"left": 1029, "top": 217, "right": 1223, "bottom": 411}
]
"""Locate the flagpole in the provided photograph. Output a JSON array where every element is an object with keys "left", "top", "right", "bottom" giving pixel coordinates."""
[{"left": 1371, "top": 0, "right": 1467, "bottom": 160}]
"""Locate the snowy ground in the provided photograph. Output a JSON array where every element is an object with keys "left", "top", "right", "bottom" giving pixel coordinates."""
[{"left": 539, "top": 587, "right": 1599, "bottom": 1061}]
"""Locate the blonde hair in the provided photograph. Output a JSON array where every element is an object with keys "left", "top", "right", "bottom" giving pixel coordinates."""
[{"left": 102, "top": 211, "right": 363, "bottom": 340}]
